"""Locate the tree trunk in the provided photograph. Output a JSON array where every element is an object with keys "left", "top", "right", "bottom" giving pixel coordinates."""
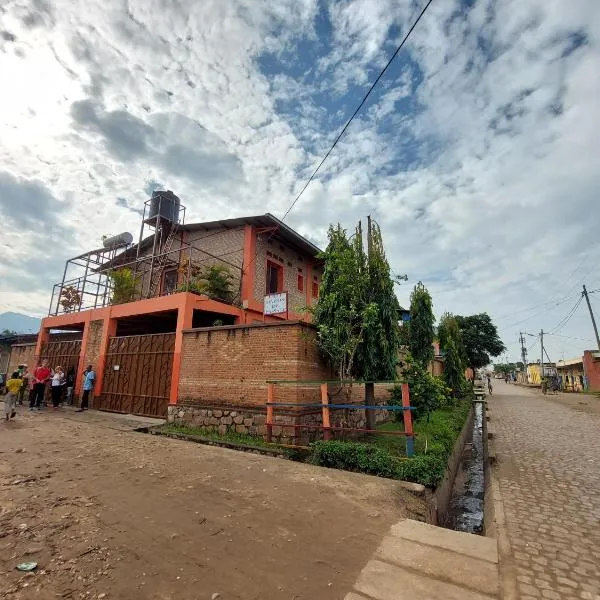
[{"left": 365, "top": 382, "right": 376, "bottom": 430}]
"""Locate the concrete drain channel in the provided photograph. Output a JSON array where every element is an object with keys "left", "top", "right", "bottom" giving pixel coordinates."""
[{"left": 445, "top": 401, "right": 486, "bottom": 534}]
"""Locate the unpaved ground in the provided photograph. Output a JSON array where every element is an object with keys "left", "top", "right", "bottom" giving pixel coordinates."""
[{"left": 0, "top": 408, "right": 426, "bottom": 600}]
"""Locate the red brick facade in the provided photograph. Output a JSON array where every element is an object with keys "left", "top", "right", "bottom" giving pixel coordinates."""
[{"left": 583, "top": 350, "right": 600, "bottom": 392}]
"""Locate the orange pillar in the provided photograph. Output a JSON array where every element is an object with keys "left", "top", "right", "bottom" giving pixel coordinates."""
[
  {"left": 34, "top": 325, "right": 50, "bottom": 363},
  {"left": 266, "top": 383, "right": 274, "bottom": 442},
  {"left": 170, "top": 295, "right": 194, "bottom": 405},
  {"left": 402, "top": 382, "right": 414, "bottom": 457},
  {"left": 93, "top": 316, "right": 117, "bottom": 397},
  {"left": 241, "top": 224, "right": 256, "bottom": 305},
  {"left": 321, "top": 383, "right": 331, "bottom": 440}
]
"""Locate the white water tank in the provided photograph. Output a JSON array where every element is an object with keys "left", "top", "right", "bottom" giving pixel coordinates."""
[{"left": 102, "top": 232, "right": 134, "bottom": 249}]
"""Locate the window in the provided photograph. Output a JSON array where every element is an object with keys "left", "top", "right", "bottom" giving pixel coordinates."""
[
  {"left": 297, "top": 273, "right": 304, "bottom": 292},
  {"left": 162, "top": 269, "right": 178, "bottom": 294},
  {"left": 266, "top": 261, "right": 283, "bottom": 294},
  {"left": 312, "top": 280, "right": 319, "bottom": 298}
]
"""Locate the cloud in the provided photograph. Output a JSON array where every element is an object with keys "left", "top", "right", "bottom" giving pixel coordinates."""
[{"left": 0, "top": 0, "right": 598, "bottom": 365}]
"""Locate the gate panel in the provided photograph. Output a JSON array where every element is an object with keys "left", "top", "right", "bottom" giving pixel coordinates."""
[
  {"left": 97, "top": 333, "right": 175, "bottom": 418},
  {"left": 40, "top": 340, "right": 82, "bottom": 402}
]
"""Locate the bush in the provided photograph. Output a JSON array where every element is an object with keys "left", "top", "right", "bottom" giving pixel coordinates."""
[
  {"left": 310, "top": 440, "right": 399, "bottom": 478},
  {"left": 396, "top": 454, "right": 447, "bottom": 487},
  {"left": 401, "top": 358, "right": 451, "bottom": 421},
  {"left": 310, "top": 440, "right": 449, "bottom": 487}
]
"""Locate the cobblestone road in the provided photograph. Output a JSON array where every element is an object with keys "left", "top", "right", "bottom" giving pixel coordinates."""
[{"left": 491, "top": 381, "right": 600, "bottom": 600}]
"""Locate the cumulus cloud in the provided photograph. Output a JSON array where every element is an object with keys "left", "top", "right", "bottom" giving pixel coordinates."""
[{"left": 0, "top": 0, "right": 598, "bottom": 363}]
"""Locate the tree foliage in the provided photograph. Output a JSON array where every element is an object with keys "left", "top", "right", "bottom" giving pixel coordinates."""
[
  {"left": 59, "top": 285, "right": 82, "bottom": 312},
  {"left": 312, "top": 225, "right": 375, "bottom": 380},
  {"left": 455, "top": 313, "right": 505, "bottom": 370},
  {"left": 312, "top": 221, "right": 400, "bottom": 382},
  {"left": 108, "top": 268, "right": 138, "bottom": 304},
  {"left": 438, "top": 312, "right": 466, "bottom": 395},
  {"left": 355, "top": 221, "right": 401, "bottom": 382},
  {"left": 408, "top": 282, "right": 435, "bottom": 367},
  {"left": 178, "top": 264, "right": 235, "bottom": 303},
  {"left": 494, "top": 362, "right": 523, "bottom": 375}
]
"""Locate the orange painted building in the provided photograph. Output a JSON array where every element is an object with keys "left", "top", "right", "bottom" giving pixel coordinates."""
[{"left": 36, "top": 209, "right": 323, "bottom": 417}]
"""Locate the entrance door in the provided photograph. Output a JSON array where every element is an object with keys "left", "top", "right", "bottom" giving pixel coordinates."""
[{"left": 96, "top": 332, "right": 175, "bottom": 417}]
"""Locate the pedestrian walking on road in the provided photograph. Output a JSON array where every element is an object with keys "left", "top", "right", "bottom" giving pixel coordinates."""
[
  {"left": 51, "top": 366, "right": 65, "bottom": 409},
  {"left": 76, "top": 365, "right": 96, "bottom": 412},
  {"left": 4, "top": 371, "right": 21, "bottom": 421},
  {"left": 30, "top": 360, "right": 52, "bottom": 410}
]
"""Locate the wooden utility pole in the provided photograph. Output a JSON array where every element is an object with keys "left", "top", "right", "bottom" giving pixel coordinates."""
[
  {"left": 582, "top": 285, "right": 600, "bottom": 351},
  {"left": 364, "top": 215, "right": 376, "bottom": 430},
  {"left": 540, "top": 329, "right": 545, "bottom": 390}
]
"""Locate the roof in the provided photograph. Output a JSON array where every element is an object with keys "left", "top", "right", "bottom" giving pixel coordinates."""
[
  {"left": 108, "top": 213, "right": 322, "bottom": 268},
  {"left": 0, "top": 333, "right": 39, "bottom": 345},
  {"left": 557, "top": 357, "right": 584, "bottom": 368}
]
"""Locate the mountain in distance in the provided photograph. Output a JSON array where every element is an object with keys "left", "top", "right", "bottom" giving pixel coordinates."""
[{"left": 0, "top": 312, "right": 41, "bottom": 334}]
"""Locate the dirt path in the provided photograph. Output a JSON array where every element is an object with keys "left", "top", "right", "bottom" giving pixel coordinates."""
[{"left": 0, "top": 408, "right": 426, "bottom": 600}]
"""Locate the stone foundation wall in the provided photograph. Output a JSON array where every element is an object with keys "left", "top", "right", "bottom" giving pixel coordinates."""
[{"left": 168, "top": 403, "right": 391, "bottom": 445}]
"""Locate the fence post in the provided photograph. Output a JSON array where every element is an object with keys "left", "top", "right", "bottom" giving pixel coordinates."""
[
  {"left": 266, "top": 382, "right": 274, "bottom": 443},
  {"left": 401, "top": 382, "right": 414, "bottom": 457},
  {"left": 321, "top": 383, "right": 332, "bottom": 441}
]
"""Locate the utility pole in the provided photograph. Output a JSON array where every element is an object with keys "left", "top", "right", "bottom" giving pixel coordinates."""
[
  {"left": 540, "top": 329, "right": 544, "bottom": 389},
  {"left": 582, "top": 285, "right": 600, "bottom": 351},
  {"left": 519, "top": 331, "right": 528, "bottom": 378}
]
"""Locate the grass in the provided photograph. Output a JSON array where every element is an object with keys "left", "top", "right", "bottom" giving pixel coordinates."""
[
  {"left": 157, "top": 423, "right": 268, "bottom": 448},
  {"left": 375, "top": 399, "right": 471, "bottom": 457}
]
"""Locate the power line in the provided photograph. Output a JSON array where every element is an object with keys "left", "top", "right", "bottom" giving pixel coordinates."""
[
  {"left": 280, "top": 0, "right": 435, "bottom": 222},
  {"left": 499, "top": 294, "right": 577, "bottom": 331},
  {"left": 545, "top": 333, "right": 594, "bottom": 342},
  {"left": 550, "top": 296, "right": 583, "bottom": 334}
]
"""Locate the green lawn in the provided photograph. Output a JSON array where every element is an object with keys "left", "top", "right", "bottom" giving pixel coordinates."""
[
  {"left": 375, "top": 399, "right": 471, "bottom": 457},
  {"left": 157, "top": 423, "right": 268, "bottom": 448}
]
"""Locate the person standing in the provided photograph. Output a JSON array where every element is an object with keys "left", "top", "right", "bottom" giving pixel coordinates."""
[
  {"left": 4, "top": 371, "right": 21, "bottom": 420},
  {"left": 19, "top": 366, "right": 31, "bottom": 405},
  {"left": 65, "top": 367, "right": 75, "bottom": 405},
  {"left": 76, "top": 365, "right": 96, "bottom": 412},
  {"left": 51, "top": 366, "right": 65, "bottom": 409},
  {"left": 30, "top": 360, "right": 52, "bottom": 410}
]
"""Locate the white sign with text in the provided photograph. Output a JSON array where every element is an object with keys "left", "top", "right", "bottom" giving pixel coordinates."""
[{"left": 264, "top": 292, "right": 288, "bottom": 315}]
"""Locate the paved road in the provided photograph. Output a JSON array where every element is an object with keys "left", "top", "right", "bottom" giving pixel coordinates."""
[{"left": 491, "top": 381, "right": 600, "bottom": 600}]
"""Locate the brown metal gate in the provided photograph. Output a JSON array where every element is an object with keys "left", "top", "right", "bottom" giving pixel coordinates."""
[
  {"left": 39, "top": 339, "right": 82, "bottom": 403},
  {"left": 96, "top": 333, "right": 175, "bottom": 418}
]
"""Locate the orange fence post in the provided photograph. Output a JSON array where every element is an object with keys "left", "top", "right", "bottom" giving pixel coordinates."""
[
  {"left": 401, "top": 382, "right": 414, "bottom": 457},
  {"left": 321, "top": 383, "right": 332, "bottom": 441},
  {"left": 266, "top": 383, "right": 274, "bottom": 443}
]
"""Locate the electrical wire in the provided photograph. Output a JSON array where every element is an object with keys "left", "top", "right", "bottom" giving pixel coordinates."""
[
  {"left": 280, "top": 0, "right": 435, "bottom": 222},
  {"left": 549, "top": 295, "right": 583, "bottom": 335},
  {"left": 499, "top": 294, "right": 577, "bottom": 331},
  {"left": 545, "top": 333, "right": 594, "bottom": 342},
  {"left": 242, "top": 1, "right": 435, "bottom": 278}
]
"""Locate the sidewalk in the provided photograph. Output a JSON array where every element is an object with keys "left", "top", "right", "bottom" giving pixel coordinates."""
[{"left": 345, "top": 519, "right": 500, "bottom": 600}]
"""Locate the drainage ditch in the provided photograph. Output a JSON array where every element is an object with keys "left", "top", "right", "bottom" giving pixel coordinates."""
[{"left": 445, "top": 401, "right": 485, "bottom": 534}]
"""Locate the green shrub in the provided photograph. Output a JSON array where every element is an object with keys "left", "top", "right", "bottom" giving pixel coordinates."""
[
  {"left": 396, "top": 454, "right": 447, "bottom": 487},
  {"left": 310, "top": 440, "right": 399, "bottom": 478}
]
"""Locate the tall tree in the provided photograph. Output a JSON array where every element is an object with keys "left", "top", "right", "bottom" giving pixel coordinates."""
[
  {"left": 408, "top": 282, "right": 435, "bottom": 367},
  {"left": 312, "top": 225, "right": 374, "bottom": 381},
  {"left": 438, "top": 312, "right": 466, "bottom": 394},
  {"left": 355, "top": 219, "right": 401, "bottom": 429},
  {"left": 313, "top": 220, "right": 401, "bottom": 430},
  {"left": 455, "top": 313, "right": 505, "bottom": 372}
]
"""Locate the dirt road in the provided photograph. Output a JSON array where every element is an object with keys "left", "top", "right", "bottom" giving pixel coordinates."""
[{"left": 0, "top": 408, "right": 426, "bottom": 600}]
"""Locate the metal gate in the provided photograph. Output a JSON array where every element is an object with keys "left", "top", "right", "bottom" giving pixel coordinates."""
[
  {"left": 96, "top": 333, "right": 175, "bottom": 418},
  {"left": 39, "top": 339, "right": 82, "bottom": 403}
]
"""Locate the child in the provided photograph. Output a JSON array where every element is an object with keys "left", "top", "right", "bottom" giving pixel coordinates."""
[{"left": 4, "top": 371, "right": 21, "bottom": 421}]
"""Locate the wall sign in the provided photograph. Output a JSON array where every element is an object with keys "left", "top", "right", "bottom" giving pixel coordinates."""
[{"left": 264, "top": 292, "right": 288, "bottom": 315}]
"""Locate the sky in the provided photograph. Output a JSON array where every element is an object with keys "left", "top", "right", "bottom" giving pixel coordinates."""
[{"left": 1, "top": 0, "right": 599, "bottom": 364}]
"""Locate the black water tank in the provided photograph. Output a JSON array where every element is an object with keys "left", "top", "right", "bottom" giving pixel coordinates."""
[{"left": 149, "top": 190, "right": 180, "bottom": 222}]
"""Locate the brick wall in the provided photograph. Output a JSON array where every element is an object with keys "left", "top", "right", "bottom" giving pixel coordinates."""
[
  {"left": 583, "top": 351, "right": 600, "bottom": 392},
  {"left": 187, "top": 228, "right": 245, "bottom": 299},
  {"left": 83, "top": 320, "right": 104, "bottom": 371},
  {"left": 7, "top": 344, "right": 37, "bottom": 375},
  {"left": 178, "top": 321, "right": 392, "bottom": 410},
  {"left": 253, "top": 234, "right": 321, "bottom": 313}
]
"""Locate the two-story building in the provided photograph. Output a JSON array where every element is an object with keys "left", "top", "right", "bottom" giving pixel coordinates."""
[{"left": 36, "top": 193, "right": 324, "bottom": 419}]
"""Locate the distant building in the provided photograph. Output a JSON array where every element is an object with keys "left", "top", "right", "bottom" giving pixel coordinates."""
[
  {"left": 556, "top": 357, "right": 586, "bottom": 392},
  {"left": 526, "top": 362, "right": 557, "bottom": 385}
]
